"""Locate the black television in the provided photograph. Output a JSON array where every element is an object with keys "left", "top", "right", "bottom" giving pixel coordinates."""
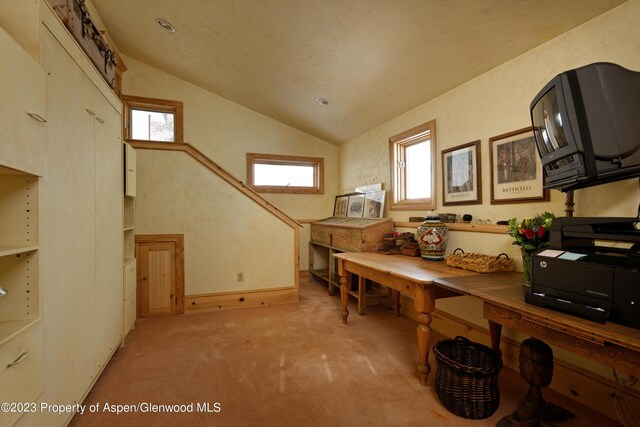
[{"left": 530, "top": 62, "right": 640, "bottom": 192}]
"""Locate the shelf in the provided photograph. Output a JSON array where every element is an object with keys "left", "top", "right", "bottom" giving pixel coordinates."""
[
  {"left": 394, "top": 221, "right": 508, "bottom": 234},
  {"left": 0, "top": 319, "right": 37, "bottom": 346},
  {"left": 0, "top": 245, "right": 38, "bottom": 257}
]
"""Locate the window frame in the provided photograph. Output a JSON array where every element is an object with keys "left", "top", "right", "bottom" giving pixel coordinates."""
[
  {"left": 122, "top": 95, "right": 184, "bottom": 144},
  {"left": 246, "top": 153, "right": 324, "bottom": 194},
  {"left": 388, "top": 120, "right": 436, "bottom": 211}
]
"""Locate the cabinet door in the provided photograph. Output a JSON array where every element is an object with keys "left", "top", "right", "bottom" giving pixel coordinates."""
[
  {"left": 0, "top": 25, "right": 46, "bottom": 175},
  {"left": 41, "top": 26, "right": 96, "bottom": 405},
  {"left": 124, "top": 143, "right": 136, "bottom": 197},
  {"left": 94, "top": 90, "right": 124, "bottom": 371}
]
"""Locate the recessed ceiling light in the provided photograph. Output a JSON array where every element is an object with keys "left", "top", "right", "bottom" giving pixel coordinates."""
[
  {"left": 316, "top": 97, "right": 329, "bottom": 106},
  {"left": 156, "top": 18, "right": 176, "bottom": 32}
]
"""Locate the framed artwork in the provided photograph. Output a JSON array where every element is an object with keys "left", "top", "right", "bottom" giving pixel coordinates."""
[
  {"left": 442, "top": 140, "right": 482, "bottom": 206},
  {"left": 333, "top": 195, "right": 349, "bottom": 217},
  {"left": 347, "top": 194, "right": 365, "bottom": 218},
  {"left": 489, "top": 127, "right": 549, "bottom": 204},
  {"left": 363, "top": 190, "right": 386, "bottom": 219}
]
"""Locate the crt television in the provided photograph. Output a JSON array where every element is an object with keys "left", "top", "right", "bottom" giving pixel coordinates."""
[{"left": 530, "top": 62, "right": 640, "bottom": 192}]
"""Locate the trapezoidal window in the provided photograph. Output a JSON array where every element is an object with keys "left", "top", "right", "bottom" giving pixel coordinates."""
[
  {"left": 246, "top": 153, "right": 324, "bottom": 194},
  {"left": 389, "top": 120, "right": 436, "bottom": 211},
  {"left": 122, "top": 95, "right": 184, "bottom": 143}
]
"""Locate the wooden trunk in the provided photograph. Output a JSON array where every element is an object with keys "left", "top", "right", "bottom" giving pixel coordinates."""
[{"left": 310, "top": 217, "right": 393, "bottom": 252}]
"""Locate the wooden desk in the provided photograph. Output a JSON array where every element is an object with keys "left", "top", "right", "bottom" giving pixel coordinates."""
[
  {"left": 334, "top": 252, "right": 482, "bottom": 386},
  {"left": 336, "top": 252, "right": 640, "bottom": 386}
]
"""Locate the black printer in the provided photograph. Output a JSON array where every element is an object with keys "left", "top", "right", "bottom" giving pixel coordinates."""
[{"left": 526, "top": 216, "right": 640, "bottom": 328}]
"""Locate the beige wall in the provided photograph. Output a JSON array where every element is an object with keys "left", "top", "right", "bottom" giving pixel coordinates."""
[
  {"left": 122, "top": 55, "right": 339, "bottom": 290},
  {"left": 340, "top": 0, "right": 640, "bottom": 377}
]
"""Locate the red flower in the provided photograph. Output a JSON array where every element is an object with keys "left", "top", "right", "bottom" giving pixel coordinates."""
[
  {"left": 537, "top": 226, "right": 545, "bottom": 238},
  {"left": 525, "top": 229, "right": 535, "bottom": 239}
]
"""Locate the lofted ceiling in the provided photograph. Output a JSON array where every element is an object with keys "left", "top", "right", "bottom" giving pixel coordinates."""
[{"left": 92, "top": 0, "right": 626, "bottom": 145}]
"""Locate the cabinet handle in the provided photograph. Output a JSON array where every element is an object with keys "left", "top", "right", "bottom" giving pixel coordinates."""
[
  {"left": 128, "top": 169, "right": 134, "bottom": 172},
  {"left": 27, "top": 112, "right": 47, "bottom": 123},
  {"left": 86, "top": 108, "right": 96, "bottom": 116},
  {"left": 96, "top": 117, "right": 105, "bottom": 124},
  {"left": 7, "top": 351, "right": 30, "bottom": 368}
]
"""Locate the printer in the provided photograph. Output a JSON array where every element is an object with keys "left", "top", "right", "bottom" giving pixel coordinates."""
[{"left": 525, "top": 216, "right": 640, "bottom": 328}]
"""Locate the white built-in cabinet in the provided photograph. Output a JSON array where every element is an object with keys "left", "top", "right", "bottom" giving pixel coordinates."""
[
  {"left": 2, "top": 2, "right": 124, "bottom": 424},
  {"left": 40, "top": 15, "right": 123, "bottom": 418},
  {"left": 123, "top": 143, "right": 136, "bottom": 339},
  {"left": 0, "top": 24, "right": 46, "bottom": 427}
]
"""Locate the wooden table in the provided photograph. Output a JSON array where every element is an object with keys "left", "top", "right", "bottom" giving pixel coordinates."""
[
  {"left": 335, "top": 252, "right": 640, "bottom": 386},
  {"left": 334, "top": 252, "right": 482, "bottom": 386}
]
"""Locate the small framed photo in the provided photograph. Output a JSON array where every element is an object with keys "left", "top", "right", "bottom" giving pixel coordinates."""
[
  {"left": 489, "top": 127, "right": 549, "bottom": 204},
  {"left": 442, "top": 140, "right": 481, "bottom": 206},
  {"left": 347, "top": 194, "right": 365, "bottom": 218},
  {"left": 363, "top": 190, "right": 385, "bottom": 219},
  {"left": 333, "top": 195, "right": 349, "bottom": 217}
]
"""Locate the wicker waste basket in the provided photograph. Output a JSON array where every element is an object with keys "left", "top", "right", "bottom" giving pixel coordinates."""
[{"left": 434, "top": 336, "right": 503, "bottom": 419}]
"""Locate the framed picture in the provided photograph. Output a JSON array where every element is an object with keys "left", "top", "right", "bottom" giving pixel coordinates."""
[
  {"left": 363, "top": 190, "right": 386, "bottom": 219},
  {"left": 347, "top": 194, "right": 365, "bottom": 218},
  {"left": 489, "top": 127, "right": 549, "bottom": 204},
  {"left": 333, "top": 195, "right": 349, "bottom": 217},
  {"left": 442, "top": 140, "right": 482, "bottom": 206}
]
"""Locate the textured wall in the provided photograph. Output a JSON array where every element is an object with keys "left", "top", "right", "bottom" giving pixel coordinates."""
[
  {"left": 122, "top": 55, "right": 339, "bottom": 278},
  {"left": 341, "top": 0, "right": 640, "bottom": 378}
]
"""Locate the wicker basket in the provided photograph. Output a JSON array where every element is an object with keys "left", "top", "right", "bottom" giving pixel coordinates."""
[
  {"left": 434, "top": 336, "right": 503, "bottom": 419},
  {"left": 446, "top": 248, "right": 515, "bottom": 273}
]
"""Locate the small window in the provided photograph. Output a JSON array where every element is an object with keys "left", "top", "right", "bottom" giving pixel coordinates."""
[
  {"left": 389, "top": 120, "right": 436, "bottom": 210},
  {"left": 122, "top": 95, "right": 184, "bottom": 143},
  {"left": 247, "top": 153, "right": 324, "bottom": 194}
]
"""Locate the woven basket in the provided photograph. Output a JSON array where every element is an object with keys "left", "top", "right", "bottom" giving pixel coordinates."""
[
  {"left": 434, "top": 336, "right": 502, "bottom": 419},
  {"left": 446, "top": 248, "right": 515, "bottom": 273}
]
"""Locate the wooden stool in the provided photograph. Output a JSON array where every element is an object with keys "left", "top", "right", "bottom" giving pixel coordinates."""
[{"left": 497, "top": 338, "right": 574, "bottom": 426}]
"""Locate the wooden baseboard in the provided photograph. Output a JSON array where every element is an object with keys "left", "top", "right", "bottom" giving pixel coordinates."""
[
  {"left": 185, "top": 287, "right": 299, "bottom": 313},
  {"left": 397, "top": 295, "right": 639, "bottom": 422}
]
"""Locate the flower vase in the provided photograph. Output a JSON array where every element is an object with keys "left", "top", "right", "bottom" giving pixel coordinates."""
[{"left": 521, "top": 248, "right": 533, "bottom": 287}]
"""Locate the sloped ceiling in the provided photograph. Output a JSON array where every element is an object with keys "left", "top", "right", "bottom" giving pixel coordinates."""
[{"left": 92, "top": 0, "right": 626, "bottom": 144}]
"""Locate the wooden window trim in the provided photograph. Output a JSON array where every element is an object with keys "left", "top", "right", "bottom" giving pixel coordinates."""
[
  {"left": 122, "top": 95, "right": 184, "bottom": 144},
  {"left": 246, "top": 153, "right": 324, "bottom": 194},
  {"left": 389, "top": 120, "right": 436, "bottom": 211}
]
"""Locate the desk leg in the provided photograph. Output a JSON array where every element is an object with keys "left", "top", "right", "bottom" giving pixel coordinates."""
[
  {"left": 414, "top": 285, "right": 435, "bottom": 386},
  {"left": 357, "top": 276, "right": 366, "bottom": 316},
  {"left": 338, "top": 266, "right": 351, "bottom": 326},
  {"left": 489, "top": 321, "right": 502, "bottom": 352},
  {"left": 391, "top": 289, "right": 401, "bottom": 317}
]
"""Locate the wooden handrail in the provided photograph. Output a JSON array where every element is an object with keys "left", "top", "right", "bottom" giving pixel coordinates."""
[{"left": 128, "top": 141, "right": 301, "bottom": 229}]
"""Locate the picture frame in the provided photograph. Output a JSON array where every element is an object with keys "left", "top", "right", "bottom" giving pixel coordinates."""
[
  {"left": 347, "top": 194, "right": 365, "bottom": 218},
  {"left": 441, "top": 140, "right": 482, "bottom": 206},
  {"left": 363, "top": 190, "right": 386, "bottom": 219},
  {"left": 489, "top": 127, "right": 549, "bottom": 204},
  {"left": 333, "top": 195, "right": 349, "bottom": 217}
]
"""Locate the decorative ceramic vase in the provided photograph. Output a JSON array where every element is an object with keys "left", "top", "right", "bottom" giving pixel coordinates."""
[
  {"left": 521, "top": 248, "right": 533, "bottom": 287},
  {"left": 417, "top": 212, "right": 449, "bottom": 261}
]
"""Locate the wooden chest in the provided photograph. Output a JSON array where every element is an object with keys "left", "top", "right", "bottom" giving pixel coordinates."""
[{"left": 310, "top": 217, "right": 393, "bottom": 252}]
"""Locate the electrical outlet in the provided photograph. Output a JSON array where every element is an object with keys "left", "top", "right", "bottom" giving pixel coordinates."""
[{"left": 237, "top": 272, "right": 244, "bottom": 282}]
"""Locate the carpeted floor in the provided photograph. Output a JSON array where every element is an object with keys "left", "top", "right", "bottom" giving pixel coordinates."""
[{"left": 69, "top": 274, "right": 621, "bottom": 426}]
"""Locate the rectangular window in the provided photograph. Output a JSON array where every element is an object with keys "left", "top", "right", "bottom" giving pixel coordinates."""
[
  {"left": 389, "top": 120, "right": 436, "bottom": 210},
  {"left": 247, "top": 153, "right": 324, "bottom": 194},
  {"left": 122, "top": 95, "right": 184, "bottom": 143}
]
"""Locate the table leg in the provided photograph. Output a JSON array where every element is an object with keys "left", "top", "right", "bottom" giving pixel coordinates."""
[
  {"left": 414, "top": 285, "right": 436, "bottom": 386},
  {"left": 489, "top": 320, "right": 502, "bottom": 352},
  {"left": 357, "top": 276, "right": 366, "bottom": 316},
  {"left": 391, "top": 289, "right": 401, "bottom": 317},
  {"left": 339, "top": 272, "right": 351, "bottom": 325}
]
